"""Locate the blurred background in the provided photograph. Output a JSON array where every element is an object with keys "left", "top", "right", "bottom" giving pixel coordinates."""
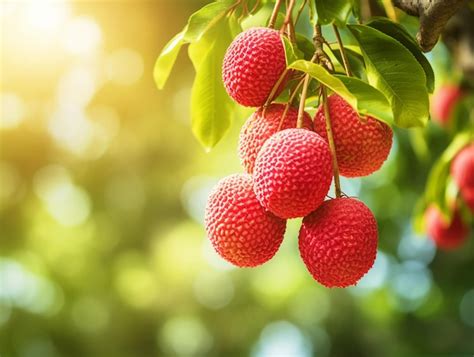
[{"left": 1, "top": 1, "right": 474, "bottom": 356}]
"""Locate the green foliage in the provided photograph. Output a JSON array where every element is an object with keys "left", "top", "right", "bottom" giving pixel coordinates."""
[
  {"left": 153, "top": 31, "right": 185, "bottom": 90},
  {"left": 189, "top": 18, "right": 238, "bottom": 150},
  {"left": 289, "top": 60, "right": 357, "bottom": 105},
  {"left": 335, "top": 75, "right": 393, "bottom": 124},
  {"left": 314, "top": 0, "right": 352, "bottom": 26},
  {"left": 349, "top": 24, "right": 430, "bottom": 128},
  {"left": 367, "top": 17, "right": 435, "bottom": 93},
  {"left": 184, "top": 0, "right": 236, "bottom": 42}
]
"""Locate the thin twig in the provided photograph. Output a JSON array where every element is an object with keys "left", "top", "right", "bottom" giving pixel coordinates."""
[
  {"left": 249, "top": 0, "right": 260, "bottom": 14},
  {"left": 297, "top": 74, "right": 311, "bottom": 128},
  {"left": 294, "top": 0, "right": 308, "bottom": 25},
  {"left": 332, "top": 24, "right": 352, "bottom": 77},
  {"left": 314, "top": 24, "right": 341, "bottom": 198},
  {"left": 322, "top": 86, "right": 342, "bottom": 198},
  {"left": 268, "top": 0, "right": 283, "bottom": 28},
  {"left": 281, "top": 0, "right": 296, "bottom": 38},
  {"left": 263, "top": 69, "right": 289, "bottom": 110}
]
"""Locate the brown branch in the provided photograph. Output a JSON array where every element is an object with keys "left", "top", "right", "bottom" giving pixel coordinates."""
[{"left": 392, "top": 0, "right": 466, "bottom": 52}]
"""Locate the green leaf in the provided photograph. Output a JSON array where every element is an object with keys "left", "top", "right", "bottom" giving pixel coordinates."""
[
  {"left": 348, "top": 24, "right": 429, "bottom": 128},
  {"left": 367, "top": 17, "right": 435, "bottom": 93},
  {"left": 329, "top": 44, "right": 366, "bottom": 78},
  {"left": 335, "top": 75, "right": 393, "bottom": 125},
  {"left": 282, "top": 36, "right": 303, "bottom": 65},
  {"left": 288, "top": 60, "right": 357, "bottom": 108},
  {"left": 315, "top": 0, "right": 352, "bottom": 26},
  {"left": 188, "top": 18, "right": 235, "bottom": 150},
  {"left": 153, "top": 31, "right": 185, "bottom": 90},
  {"left": 295, "top": 34, "right": 315, "bottom": 61},
  {"left": 184, "top": 0, "right": 235, "bottom": 43}
]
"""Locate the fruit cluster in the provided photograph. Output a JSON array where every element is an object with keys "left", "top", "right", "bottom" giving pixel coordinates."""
[
  {"left": 205, "top": 27, "right": 393, "bottom": 288},
  {"left": 425, "top": 143, "right": 474, "bottom": 250}
]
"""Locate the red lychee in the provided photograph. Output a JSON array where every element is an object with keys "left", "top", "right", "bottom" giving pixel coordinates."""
[
  {"left": 431, "top": 84, "right": 463, "bottom": 126},
  {"left": 451, "top": 143, "right": 474, "bottom": 194},
  {"left": 222, "top": 27, "right": 287, "bottom": 107},
  {"left": 298, "top": 198, "right": 378, "bottom": 288},
  {"left": 238, "top": 104, "right": 313, "bottom": 173},
  {"left": 205, "top": 174, "right": 286, "bottom": 267},
  {"left": 424, "top": 204, "right": 469, "bottom": 250},
  {"left": 462, "top": 189, "right": 474, "bottom": 213},
  {"left": 253, "top": 129, "right": 333, "bottom": 219},
  {"left": 314, "top": 94, "right": 393, "bottom": 177}
]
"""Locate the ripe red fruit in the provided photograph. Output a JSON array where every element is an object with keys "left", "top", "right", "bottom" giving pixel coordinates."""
[
  {"left": 205, "top": 174, "right": 286, "bottom": 267},
  {"left": 462, "top": 189, "right": 474, "bottom": 213},
  {"left": 425, "top": 205, "right": 469, "bottom": 250},
  {"left": 431, "top": 84, "right": 463, "bottom": 126},
  {"left": 238, "top": 104, "right": 313, "bottom": 173},
  {"left": 253, "top": 129, "right": 333, "bottom": 219},
  {"left": 451, "top": 144, "right": 474, "bottom": 193},
  {"left": 298, "top": 198, "right": 378, "bottom": 288},
  {"left": 314, "top": 94, "right": 393, "bottom": 177},
  {"left": 222, "top": 27, "right": 287, "bottom": 107}
]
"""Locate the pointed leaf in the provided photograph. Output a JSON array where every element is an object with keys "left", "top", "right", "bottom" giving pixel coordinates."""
[
  {"left": 315, "top": 0, "right": 352, "bottom": 26},
  {"left": 188, "top": 19, "right": 234, "bottom": 150},
  {"left": 367, "top": 17, "right": 435, "bottom": 93},
  {"left": 335, "top": 75, "right": 393, "bottom": 125},
  {"left": 184, "top": 0, "right": 235, "bottom": 42},
  {"left": 288, "top": 60, "right": 357, "bottom": 108},
  {"left": 153, "top": 31, "right": 185, "bottom": 90},
  {"left": 348, "top": 24, "right": 429, "bottom": 128}
]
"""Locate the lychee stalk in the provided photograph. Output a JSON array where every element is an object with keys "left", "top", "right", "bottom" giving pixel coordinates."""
[
  {"left": 281, "top": 0, "right": 297, "bottom": 42},
  {"left": 297, "top": 74, "right": 311, "bottom": 129},
  {"left": 314, "top": 24, "right": 342, "bottom": 197},
  {"left": 332, "top": 24, "right": 352, "bottom": 77},
  {"left": 264, "top": 68, "right": 289, "bottom": 108},
  {"left": 268, "top": 0, "right": 283, "bottom": 28},
  {"left": 322, "top": 86, "right": 342, "bottom": 198}
]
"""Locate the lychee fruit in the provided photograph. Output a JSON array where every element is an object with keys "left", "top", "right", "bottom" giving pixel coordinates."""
[
  {"left": 222, "top": 27, "right": 287, "bottom": 107},
  {"left": 462, "top": 189, "right": 474, "bottom": 213},
  {"left": 205, "top": 173, "right": 286, "bottom": 267},
  {"left": 253, "top": 128, "right": 333, "bottom": 219},
  {"left": 451, "top": 143, "right": 474, "bottom": 194},
  {"left": 431, "top": 84, "right": 463, "bottom": 126},
  {"left": 298, "top": 198, "right": 378, "bottom": 288},
  {"left": 238, "top": 104, "right": 313, "bottom": 173},
  {"left": 424, "top": 204, "right": 469, "bottom": 250},
  {"left": 314, "top": 94, "right": 393, "bottom": 177}
]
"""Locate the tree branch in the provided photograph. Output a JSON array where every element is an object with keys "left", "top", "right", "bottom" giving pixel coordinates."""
[{"left": 392, "top": 0, "right": 466, "bottom": 52}]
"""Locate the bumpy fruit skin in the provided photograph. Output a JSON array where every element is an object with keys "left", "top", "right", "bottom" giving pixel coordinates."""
[
  {"left": 254, "top": 129, "right": 333, "bottom": 219},
  {"left": 205, "top": 174, "right": 286, "bottom": 267},
  {"left": 238, "top": 104, "right": 313, "bottom": 173},
  {"left": 451, "top": 144, "right": 474, "bottom": 194},
  {"left": 431, "top": 85, "right": 463, "bottom": 126},
  {"left": 425, "top": 205, "right": 469, "bottom": 250},
  {"left": 222, "top": 27, "right": 287, "bottom": 107},
  {"left": 314, "top": 94, "right": 393, "bottom": 177},
  {"left": 298, "top": 198, "right": 378, "bottom": 288}
]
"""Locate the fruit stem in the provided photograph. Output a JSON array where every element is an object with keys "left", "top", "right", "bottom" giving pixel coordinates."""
[
  {"left": 332, "top": 24, "right": 352, "bottom": 77},
  {"left": 263, "top": 68, "right": 288, "bottom": 109},
  {"left": 294, "top": 0, "right": 308, "bottom": 25},
  {"left": 314, "top": 24, "right": 341, "bottom": 198},
  {"left": 249, "top": 0, "right": 261, "bottom": 14},
  {"left": 322, "top": 85, "right": 342, "bottom": 198},
  {"left": 268, "top": 0, "right": 283, "bottom": 28},
  {"left": 278, "top": 76, "right": 305, "bottom": 131},
  {"left": 297, "top": 74, "right": 311, "bottom": 128},
  {"left": 281, "top": 0, "right": 296, "bottom": 42}
]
